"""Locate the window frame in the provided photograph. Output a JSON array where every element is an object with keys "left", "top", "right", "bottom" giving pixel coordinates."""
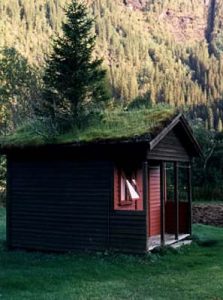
[{"left": 114, "top": 165, "right": 143, "bottom": 211}]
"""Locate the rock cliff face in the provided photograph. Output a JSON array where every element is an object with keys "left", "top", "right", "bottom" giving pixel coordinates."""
[
  {"left": 123, "top": 0, "right": 147, "bottom": 10},
  {"left": 159, "top": 7, "right": 208, "bottom": 43},
  {"left": 121, "top": 0, "right": 208, "bottom": 43}
]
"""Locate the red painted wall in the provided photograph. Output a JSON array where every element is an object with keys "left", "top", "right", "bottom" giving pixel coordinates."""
[{"left": 148, "top": 166, "right": 161, "bottom": 236}]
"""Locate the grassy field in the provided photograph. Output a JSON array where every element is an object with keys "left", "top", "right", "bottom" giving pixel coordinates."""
[{"left": 1, "top": 208, "right": 223, "bottom": 300}]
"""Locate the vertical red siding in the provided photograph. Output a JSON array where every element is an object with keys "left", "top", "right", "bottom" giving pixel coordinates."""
[{"left": 148, "top": 166, "right": 161, "bottom": 236}]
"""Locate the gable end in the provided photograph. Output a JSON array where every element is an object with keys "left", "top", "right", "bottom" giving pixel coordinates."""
[{"left": 147, "top": 128, "right": 190, "bottom": 162}]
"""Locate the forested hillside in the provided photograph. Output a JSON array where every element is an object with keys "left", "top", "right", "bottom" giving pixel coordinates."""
[{"left": 1, "top": 0, "right": 223, "bottom": 129}]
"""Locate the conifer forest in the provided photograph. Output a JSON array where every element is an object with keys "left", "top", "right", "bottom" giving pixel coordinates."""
[
  {"left": 1, "top": 0, "right": 223, "bottom": 127},
  {"left": 0, "top": 0, "right": 223, "bottom": 200}
]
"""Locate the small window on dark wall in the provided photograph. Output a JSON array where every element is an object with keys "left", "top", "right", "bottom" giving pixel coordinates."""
[{"left": 114, "top": 165, "right": 143, "bottom": 211}]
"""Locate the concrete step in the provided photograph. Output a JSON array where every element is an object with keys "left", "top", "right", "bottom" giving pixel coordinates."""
[{"left": 170, "top": 240, "right": 192, "bottom": 249}]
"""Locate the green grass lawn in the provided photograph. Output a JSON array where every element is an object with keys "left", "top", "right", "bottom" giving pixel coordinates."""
[{"left": 1, "top": 207, "right": 223, "bottom": 300}]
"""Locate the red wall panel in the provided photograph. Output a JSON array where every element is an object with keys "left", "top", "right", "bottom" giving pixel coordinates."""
[{"left": 149, "top": 166, "right": 161, "bottom": 236}]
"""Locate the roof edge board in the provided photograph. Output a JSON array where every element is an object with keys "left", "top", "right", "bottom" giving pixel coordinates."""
[{"left": 179, "top": 115, "right": 203, "bottom": 157}]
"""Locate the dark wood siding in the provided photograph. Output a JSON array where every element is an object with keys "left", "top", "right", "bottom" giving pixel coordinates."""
[
  {"left": 7, "top": 155, "right": 148, "bottom": 254},
  {"left": 8, "top": 158, "right": 112, "bottom": 252},
  {"left": 148, "top": 129, "right": 190, "bottom": 162},
  {"left": 109, "top": 213, "right": 147, "bottom": 253}
]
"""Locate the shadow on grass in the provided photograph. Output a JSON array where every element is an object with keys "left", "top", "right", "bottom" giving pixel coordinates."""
[{"left": 191, "top": 234, "right": 219, "bottom": 247}]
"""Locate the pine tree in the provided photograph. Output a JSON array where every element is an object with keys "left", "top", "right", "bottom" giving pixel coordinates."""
[{"left": 42, "top": 0, "right": 110, "bottom": 128}]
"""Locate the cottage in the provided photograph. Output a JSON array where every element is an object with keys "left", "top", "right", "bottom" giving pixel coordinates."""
[{"left": 2, "top": 112, "right": 201, "bottom": 253}]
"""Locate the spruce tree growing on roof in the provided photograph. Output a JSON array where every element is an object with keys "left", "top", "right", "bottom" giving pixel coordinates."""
[{"left": 42, "top": 0, "right": 109, "bottom": 130}]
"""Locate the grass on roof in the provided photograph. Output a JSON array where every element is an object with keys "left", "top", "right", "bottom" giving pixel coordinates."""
[{"left": 0, "top": 106, "right": 176, "bottom": 147}]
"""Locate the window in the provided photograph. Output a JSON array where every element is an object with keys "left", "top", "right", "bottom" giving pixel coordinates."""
[
  {"left": 114, "top": 165, "right": 143, "bottom": 211},
  {"left": 120, "top": 174, "right": 140, "bottom": 205}
]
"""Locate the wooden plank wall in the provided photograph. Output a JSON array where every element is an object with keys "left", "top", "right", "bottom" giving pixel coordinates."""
[
  {"left": 148, "top": 129, "right": 190, "bottom": 162},
  {"left": 148, "top": 166, "right": 161, "bottom": 236},
  {"left": 109, "top": 213, "right": 147, "bottom": 253},
  {"left": 7, "top": 159, "right": 112, "bottom": 252},
  {"left": 7, "top": 155, "right": 148, "bottom": 254}
]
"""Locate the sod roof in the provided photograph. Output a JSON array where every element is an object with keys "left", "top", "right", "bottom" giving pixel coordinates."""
[{"left": 0, "top": 107, "right": 180, "bottom": 148}]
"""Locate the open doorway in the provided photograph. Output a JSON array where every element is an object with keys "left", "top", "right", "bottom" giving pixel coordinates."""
[
  {"left": 148, "top": 161, "right": 191, "bottom": 250},
  {"left": 165, "top": 162, "right": 190, "bottom": 236}
]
